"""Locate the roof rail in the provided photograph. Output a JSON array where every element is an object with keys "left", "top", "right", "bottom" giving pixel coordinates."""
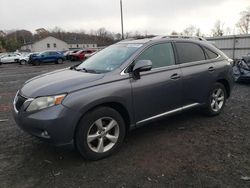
[
  {"left": 151, "top": 35, "right": 207, "bottom": 41},
  {"left": 119, "top": 36, "right": 156, "bottom": 42}
]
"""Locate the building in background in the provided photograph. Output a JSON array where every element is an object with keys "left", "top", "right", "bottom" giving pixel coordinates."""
[
  {"left": 21, "top": 36, "right": 98, "bottom": 52},
  {"left": 20, "top": 36, "right": 68, "bottom": 52},
  {"left": 67, "top": 39, "right": 97, "bottom": 50},
  {"left": 206, "top": 34, "right": 250, "bottom": 59}
]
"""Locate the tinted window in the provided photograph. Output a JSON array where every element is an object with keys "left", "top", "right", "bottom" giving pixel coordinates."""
[
  {"left": 204, "top": 47, "right": 218, "bottom": 59},
  {"left": 175, "top": 42, "right": 205, "bottom": 64},
  {"left": 136, "top": 43, "right": 175, "bottom": 68},
  {"left": 49, "top": 52, "right": 58, "bottom": 55},
  {"left": 41, "top": 52, "right": 49, "bottom": 56}
]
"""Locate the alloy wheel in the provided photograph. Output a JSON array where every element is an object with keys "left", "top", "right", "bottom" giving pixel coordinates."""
[
  {"left": 58, "top": 59, "right": 63, "bottom": 64},
  {"left": 87, "top": 117, "right": 119, "bottom": 153},
  {"left": 210, "top": 88, "right": 225, "bottom": 112}
]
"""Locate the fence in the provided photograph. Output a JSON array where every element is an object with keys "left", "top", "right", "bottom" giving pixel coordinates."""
[{"left": 206, "top": 34, "right": 250, "bottom": 59}]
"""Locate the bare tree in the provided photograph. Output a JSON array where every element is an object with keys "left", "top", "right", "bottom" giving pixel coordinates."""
[
  {"left": 195, "top": 28, "right": 203, "bottom": 37},
  {"left": 170, "top": 31, "right": 179, "bottom": 35},
  {"left": 183, "top": 25, "right": 196, "bottom": 36},
  {"left": 124, "top": 32, "right": 132, "bottom": 39},
  {"left": 224, "top": 27, "right": 232, "bottom": 35},
  {"left": 96, "top": 28, "right": 108, "bottom": 38},
  {"left": 236, "top": 7, "right": 250, "bottom": 34},
  {"left": 211, "top": 20, "right": 224, "bottom": 36}
]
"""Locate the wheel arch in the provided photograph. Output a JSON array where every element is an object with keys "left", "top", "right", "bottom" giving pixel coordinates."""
[
  {"left": 74, "top": 101, "right": 133, "bottom": 141},
  {"left": 216, "top": 79, "right": 231, "bottom": 98}
]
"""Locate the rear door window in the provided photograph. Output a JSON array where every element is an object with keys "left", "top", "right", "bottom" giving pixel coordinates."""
[
  {"left": 136, "top": 43, "right": 175, "bottom": 69},
  {"left": 175, "top": 42, "right": 206, "bottom": 64}
]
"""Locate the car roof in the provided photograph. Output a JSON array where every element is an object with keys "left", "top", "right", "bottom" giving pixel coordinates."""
[
  {"left": 118, "top": 35, "right": 208, "bottom": 45},
  {"left": 118, "top": 35, "right": 218, "bottom": 52}
]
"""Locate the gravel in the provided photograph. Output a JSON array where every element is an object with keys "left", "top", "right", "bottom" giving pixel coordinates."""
[{"left": 0, "top": 62, "right": 250, "bottom": 188}]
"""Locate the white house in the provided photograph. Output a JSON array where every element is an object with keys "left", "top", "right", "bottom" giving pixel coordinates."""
[{"left": 21, "top": 36, "right": 68, "bottom": 52}]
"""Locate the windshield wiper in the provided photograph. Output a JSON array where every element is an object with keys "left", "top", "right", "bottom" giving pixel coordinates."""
[
  {"left": 70, "top": 63, "right": 81, "bottom": 70},
  {"left": 81, "top": 68, "right": 98, "bottom": 74},
  {"left": 74, "top": 67, "right": 98, "bottom": 74},
  {"left": 70, "top": 65, "right": 99, "bottom": 74}
]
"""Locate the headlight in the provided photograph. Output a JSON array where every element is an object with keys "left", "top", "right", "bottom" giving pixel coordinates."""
[{"left": 26, "top": 94, "right": 66, "bottom": 112}]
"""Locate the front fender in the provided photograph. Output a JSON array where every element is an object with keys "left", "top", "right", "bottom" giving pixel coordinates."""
[{"left": 62, "top": 79, "right": 134, "bottom": 126}]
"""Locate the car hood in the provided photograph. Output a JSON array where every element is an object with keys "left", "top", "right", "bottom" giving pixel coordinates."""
[{"left": 20, "top": 68, "right": 104, "bottom": 98}]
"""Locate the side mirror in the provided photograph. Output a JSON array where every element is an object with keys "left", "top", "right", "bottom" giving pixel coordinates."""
[{"left": 132, "top": 60, "right": 152, "bottom": 79}]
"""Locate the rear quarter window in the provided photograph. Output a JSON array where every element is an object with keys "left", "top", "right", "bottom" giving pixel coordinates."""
[
  {"left": 175, "top": 42, "right": 206, "bottom": 64},
  {"left": 203, "top": 47, "right": 218, "bottom": 59}
]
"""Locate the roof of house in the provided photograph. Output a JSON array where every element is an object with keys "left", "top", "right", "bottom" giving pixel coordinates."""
[
  {"left": 65, "top": 39, "right": 97, "bottom": 44},
  {"left": 22, "top": 36, "right": 67, "bottom": 46},
  {"left": 21, "top": 36, "right": 96, "bottom": 46}
]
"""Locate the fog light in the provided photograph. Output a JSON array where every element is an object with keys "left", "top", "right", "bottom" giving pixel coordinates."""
[{"left": 41, "top": 130, "right": 50, "bottom": 139}]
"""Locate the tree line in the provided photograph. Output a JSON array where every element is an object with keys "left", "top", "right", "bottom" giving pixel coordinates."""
[{"left": 0, "top": 7, "right": 249, "bottom": 52}]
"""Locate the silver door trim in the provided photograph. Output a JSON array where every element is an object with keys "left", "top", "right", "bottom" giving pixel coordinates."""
[{"left": 136, "top": 103, "right": 200, "bottom": 125}]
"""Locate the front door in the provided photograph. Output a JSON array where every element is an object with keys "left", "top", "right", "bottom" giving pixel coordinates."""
[{"left": 131, "top": 42, "right": 183, "bottom": 124}]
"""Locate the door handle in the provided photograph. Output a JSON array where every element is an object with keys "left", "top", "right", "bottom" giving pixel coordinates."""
[
  {"left": 170, "top": 73, "right": 181, "bottom": 80},
  {"left": 208, "top": 66, "right": 215, "bottom": 72}
]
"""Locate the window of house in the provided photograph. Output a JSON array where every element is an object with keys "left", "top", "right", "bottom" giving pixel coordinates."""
[
  {"left": 54, "top": 43, "right": 56, "bottom": 48},
  {"left": 77, "top": 44, "right": 79, "bottom": 48},
  {"left": 47, "top": 43, "right": 50, "bottom": 48},
  {"left": 135, "top": 43, "right": 175, "bottom": 69},
  {"left": 175, "top": 42, "right": 206, "bottom": 64}
]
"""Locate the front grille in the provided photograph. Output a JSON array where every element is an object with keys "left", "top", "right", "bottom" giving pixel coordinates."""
[{"left": 15, "top": 94, "right": 27, "bottom": 111}]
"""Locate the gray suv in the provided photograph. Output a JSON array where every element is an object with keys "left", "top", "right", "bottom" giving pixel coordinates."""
[{"left": 13, "top": 36, "right": 234, "bottom": 160}]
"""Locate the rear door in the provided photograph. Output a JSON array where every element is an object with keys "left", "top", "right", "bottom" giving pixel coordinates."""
[
  {"left": 131, "top": 42, "right": 183, "bottom": 124},
  {"left": 174, "top": 42, "right": 216, "bottom": 105}
]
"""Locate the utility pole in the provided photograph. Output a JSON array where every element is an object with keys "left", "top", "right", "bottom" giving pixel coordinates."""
[
  {"left": 120, "top": 0, "right": 124, "bottom": 39},
  {"left": 246, "top": 14, "right": 250, "bottom": 34}
]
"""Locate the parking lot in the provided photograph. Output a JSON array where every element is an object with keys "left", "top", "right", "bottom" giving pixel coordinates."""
[{"left": 0, "top": 62, "right": 250, "bottom": 188}]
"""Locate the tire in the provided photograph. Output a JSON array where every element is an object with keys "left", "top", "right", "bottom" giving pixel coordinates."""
[
  {"left": 203, "top": 83, "right": 227, "bottom": 116},
  {"left": 57, "top": 58, "right": 63, "bottom": 64},
  {"left": 75, "top": 107, "right": 126, "bottom": 160},
  {"left": 70, "top": 56, "right": 75, "bottom": 61},
  {"left": 19, "top": 60, "right": 26, "bottom": 65}
]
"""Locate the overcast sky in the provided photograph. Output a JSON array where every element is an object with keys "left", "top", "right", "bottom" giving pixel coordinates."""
[{"left": 0, "top": 0, "right": 249, "bottom": 35}]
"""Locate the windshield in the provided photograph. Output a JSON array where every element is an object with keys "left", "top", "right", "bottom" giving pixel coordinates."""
[{"left": 76, "top": 43, "right": 142, "bottom": 73}]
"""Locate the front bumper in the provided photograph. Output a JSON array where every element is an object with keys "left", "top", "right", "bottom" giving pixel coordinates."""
[{"left": 13, "top": 104, "right": 81, "bottom": 146}]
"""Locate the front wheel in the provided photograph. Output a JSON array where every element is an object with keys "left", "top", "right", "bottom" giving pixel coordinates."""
[
  {"left": 203, "top": 83, "right": 227, "bottom": 116},
  {"left": 75, "top": 107, "right": 126, "bottom": 160},
  {"left": 56, "top": 58, "right": 63, "bottom": 64}
]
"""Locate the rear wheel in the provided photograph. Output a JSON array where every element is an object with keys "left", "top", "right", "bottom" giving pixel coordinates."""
[
  {"left": 75, "top": 107, "right": 126, "bottom": 160},
  {"left": 19, "top": 60, "right": 26, "bottom": 65},
  {"left": 203, "top": 83, "right": 226, "bottom": 116}
]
